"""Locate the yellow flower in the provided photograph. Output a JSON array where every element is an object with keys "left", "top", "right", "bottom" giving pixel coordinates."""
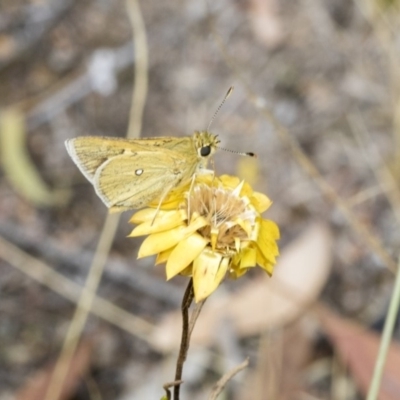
[{"left": 129, "top": 174, "right": 280, "bottom": 302}]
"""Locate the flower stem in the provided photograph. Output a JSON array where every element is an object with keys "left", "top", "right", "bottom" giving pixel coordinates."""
[{"left": 173, "top": 279, "right": 194, "bottom": 400}]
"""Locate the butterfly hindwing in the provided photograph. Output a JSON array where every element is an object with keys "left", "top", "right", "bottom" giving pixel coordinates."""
[{"left": 94, "top": 151, "right": 187, "bottom": 209}]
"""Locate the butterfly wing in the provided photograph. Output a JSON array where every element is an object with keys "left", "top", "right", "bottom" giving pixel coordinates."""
[
  {"left": 132, "top": 136, "right": 195, "bottom": 153},
  {"left": 66, "top": 136, "right": 148, "bottom": 183},
  {"left": 93, "top": 150, "right": 188, "bottom": 209},
  {"left": 65, "top": 136, "right": 197, "bottom": 184}
]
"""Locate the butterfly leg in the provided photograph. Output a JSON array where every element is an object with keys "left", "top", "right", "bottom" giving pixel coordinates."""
[
  {"left": 150, "top": 183, "right": 179, "bottom": 226},
  {"left": 186, "top": 173, "right": 197, "bottom": 224}
]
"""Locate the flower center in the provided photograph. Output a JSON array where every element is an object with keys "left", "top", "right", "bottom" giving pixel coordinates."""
[{"left": 186, "top": 184, "right": 255, "bottom": 251}]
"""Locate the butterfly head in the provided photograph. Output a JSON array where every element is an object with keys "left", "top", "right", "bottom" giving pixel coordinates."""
[{"left": 193, "top": 131, "right": 220, "bottom": 160}]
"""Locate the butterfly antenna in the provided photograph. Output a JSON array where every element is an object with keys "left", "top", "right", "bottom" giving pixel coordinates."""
[
  {"left": 207, "top": 86, "right": 234, "bottom": 131},
  {"left": 218, "top": 146, "right": 257, "bottom": 158},
  {"left": 208, "top": 86, "right": 257, "bottom": 157}
]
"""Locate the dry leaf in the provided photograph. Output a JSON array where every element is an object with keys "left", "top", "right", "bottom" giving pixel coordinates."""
[
  {"left": 151, "top": 223, "right": 332, "bottom": 352},
  {"left": 238, "top": 316, "right": 315, "bottom": 400},
  {"left": 317, "top": 305, "right": 400, "bottom": 400},
  {"left": 15, "top": 339, "right": 93, "bottom": 400}
]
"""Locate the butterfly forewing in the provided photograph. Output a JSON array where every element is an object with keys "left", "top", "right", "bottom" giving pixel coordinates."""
[
  {"left": 66, "top": 136, "right": 198, "bottom": 177},
  {"left": 66, "top": 137, "right": 130, "bottom": 182},
  {"left": 65, "top": 131, "right": 219, "bottom": 211}
]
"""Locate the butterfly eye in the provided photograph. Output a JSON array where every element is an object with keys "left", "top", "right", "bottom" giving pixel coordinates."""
[{"left": 200, "top": 146, "right": 211, "bottom": 157}]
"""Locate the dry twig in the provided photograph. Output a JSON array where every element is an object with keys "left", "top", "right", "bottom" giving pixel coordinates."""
[{"left": 208, "top": 358, "right": 249, "bottom": 400}]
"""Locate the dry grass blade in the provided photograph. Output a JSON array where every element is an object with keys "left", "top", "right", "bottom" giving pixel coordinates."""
[
  {"left": 347, "top": 112, "right": 400, "bottom": 224},
  {"left": 126, "top": 0, "right": 148, "bottom": 139},
  {"left": 15, "top": 339, "right": 92, "bottom": 400},
  {"left": 43, "top": 214, "right": 120, "bottom": 400},
  {"left": 0, "top": 108, "right": 70, "bottom": 206},
  {"left": 0, "top": 235, "right": 154, "bottom": 340},
  {"left": 208, "top": 358, "right": 249, "bottom": 400},
  {"left": 44, "top": 1, "right": 149, "bottom": 397}
]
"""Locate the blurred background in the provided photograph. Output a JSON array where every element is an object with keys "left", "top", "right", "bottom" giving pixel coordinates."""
[{"left": 0, "top": 0, "right": 400, "bottom": 399}]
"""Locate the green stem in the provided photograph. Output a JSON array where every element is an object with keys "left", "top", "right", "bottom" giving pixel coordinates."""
[{"left": 367, "top": 257, "right": 400, "bottom": 400}]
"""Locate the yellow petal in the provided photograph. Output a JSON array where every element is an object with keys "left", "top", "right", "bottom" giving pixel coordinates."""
[
  {"left": 166, "top": 233, "right": 208, "bottom": 279},
  {"left": 221, "top": 176, "right": 254, "bottom": 197},
  {"left": 230, "top": 246, "right": 255, "bottom": 278},
  {"left": 155, "top": 248, "right": 173, "bottom": 265},
  {"left": 149, "top": 195, "right": 184, "bottom": 210},
  {"left": 261, "top": 219, "right": 280, "bottom": 240},
  {"left": 251, "top": 192, "right": 272, "bottom": 213},
  {"left": 195, "top": 172, "right": 215, "bottom": 185},
  {"left": 138, "top": 216, "right": 208, "bottom": 258},
  {"left": 192, "top": 249, "right": 229, "bottom": 302},
  {"left": 220, "top": 175, "right": 271, "bottom": 212},
  {"left": 235, "top": 237, "right": 241, "bottom": 252},
  {"left": 256, "top": 219, "right": 280, "bottom": 263},
  {"left": 146, "top": 184, "right": 189, "bottom": 210},
  {"left": 220, "top": 175, "right": 240, "bottom": 189},
  {"left": 239, "top": 246, "right": 257, "bottom": 268},
  {"left": 231, "top": 180, "right": 245, "bottom": 197},
  {"left": 256, "top": 242, "right": 278, "bottom": 265},
  {"left": 138, "top": 227, "right": 183, "bottom": 258},
  {"left": 180, "top": 264, "right": 193, "bottom": 277},
  {"left": 256, "top": 251, "right": 274, "bottom": 275},
  {"left": 129, "top": 208, "right": 172, "bottom": 224},
  {"left": 129, "top": 210, "right": 184, "bottom": 237},
  {"left": 240, "top": 181, "right": 254, "bottom": 197},
  {"left": 229, "top": 265, "right": 248, "bottom": 279},
  {"left": 147, "top": 174, "right": 214, "bottom": 210}
]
